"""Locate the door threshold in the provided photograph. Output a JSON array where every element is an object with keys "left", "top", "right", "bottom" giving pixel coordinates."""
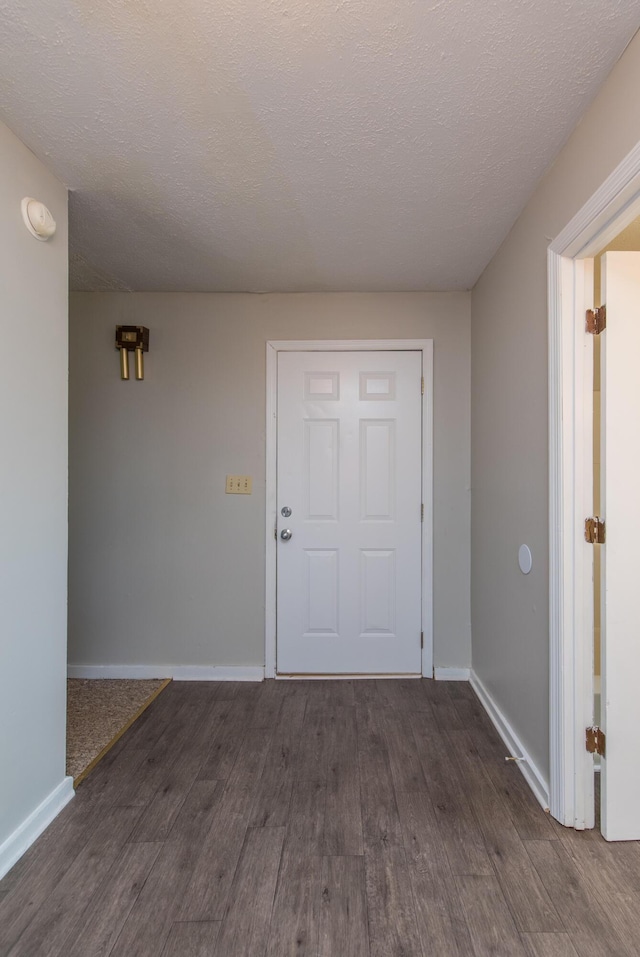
[{"left": 275, "top": 672, "right": 421, "bottom": 680}]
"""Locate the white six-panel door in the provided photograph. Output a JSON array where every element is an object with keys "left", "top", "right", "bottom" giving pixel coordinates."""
[
  {"left": 600, "top": 252, "right": 640, "bottom": 840},
  {"left": 276, "top": 351, "right": 423, "bottom": 675}
]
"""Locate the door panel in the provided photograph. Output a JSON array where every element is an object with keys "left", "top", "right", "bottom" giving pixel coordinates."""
[
  {"left": 305, "top": 419, "right": 339, "bottom": 519},
  {"left": 600, "top": 251, "right": 640, "bottom": 840},
  {"left": 276, "top": 351, "right": 422, "bottom": 675}
]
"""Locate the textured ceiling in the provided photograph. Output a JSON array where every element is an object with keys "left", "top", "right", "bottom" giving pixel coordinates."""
[{"left": 0, "top": 1, "right": 638, "bottom": 292}]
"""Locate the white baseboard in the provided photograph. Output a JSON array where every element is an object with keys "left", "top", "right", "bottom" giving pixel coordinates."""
[
  {"left": 276, "top": 673, "right": 420, "bottom": 680},
  {"left": 67, "top": 665, "right": 265, "bottom": 682},
  {"left": 0, "top": 777, "right": 74, "bottom": 880},
  {"left": 470, "top": 670, "right": 550, "bottom": 812},
  {"left": 434, "top": 667, "right": 471, "bottom": 681}
]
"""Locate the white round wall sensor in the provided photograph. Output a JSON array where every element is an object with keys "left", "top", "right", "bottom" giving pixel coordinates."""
[
  {"left": 518, "top": 544, "right": 533, "bottom": 575},
  {"left": 21, "top": 197, "right": 56, "bottom": 241}
]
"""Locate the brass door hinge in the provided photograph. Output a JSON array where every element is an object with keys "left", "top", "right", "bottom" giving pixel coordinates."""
[
  {"left": 586, "top": 306, "right": 606, "bottom": 335},
  {"left": 585, "top": 517, "right": 606, "bottom": 544},
  {"left": 586, "top": 726, "right": 606, "bottom": 757}
]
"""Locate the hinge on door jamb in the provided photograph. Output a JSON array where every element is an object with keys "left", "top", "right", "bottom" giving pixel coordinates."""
[
  {"left": 421, "top": 376, "right": 424, "bottom": 395},
  {"left": 586, "top": 726, "right": 606, "bottom": 756},
  {"left": 586, "top": 305, "right": 606, "bottom": 335},
  {"left": 585, "top": 517, "right": 606, "bottom": 544},
  {"left": 420, "top": 632, "right": 424, "bottom": 649},
  {"left": 421, "top": 503, "right": 424, "bottom": 522}
]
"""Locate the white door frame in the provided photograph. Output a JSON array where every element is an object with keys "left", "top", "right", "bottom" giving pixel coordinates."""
[
  {"left": 549, "top": 141, "right": 640, "bottom": 827},
  {"left": 265, "top": 339, "right": 434, "bottom": 679}
]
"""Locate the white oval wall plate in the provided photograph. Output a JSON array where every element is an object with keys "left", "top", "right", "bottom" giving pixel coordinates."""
[{"left": 518, "top": 544, "right": 533, "bottom": 574}]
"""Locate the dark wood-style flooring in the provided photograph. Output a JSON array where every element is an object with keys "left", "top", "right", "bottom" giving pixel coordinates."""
[{"left": 1, "top": 679, "right": 639, "bottom": 957}]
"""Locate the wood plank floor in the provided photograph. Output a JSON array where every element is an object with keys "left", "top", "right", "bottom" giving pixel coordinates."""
[{"left": 2, "top": 679, "right": 640, "bottom": 957}]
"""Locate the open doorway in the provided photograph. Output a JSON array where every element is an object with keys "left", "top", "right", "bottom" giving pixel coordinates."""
[
  {"left": 549, "top": 140, "right": 640, "bottom": 838},
  {"left": 592, "top": 216, "right": 640, "bottom": 828}
]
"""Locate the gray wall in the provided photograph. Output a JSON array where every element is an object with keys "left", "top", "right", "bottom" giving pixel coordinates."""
[
  {"left": 471, "top": 30, "right": 640, "bottom": 779},
  {"left": 0, "top": 121, "right": 68, "bottom": 859},
  {"left": 68, "top": 291, "right": 471, "bottom": 671}
]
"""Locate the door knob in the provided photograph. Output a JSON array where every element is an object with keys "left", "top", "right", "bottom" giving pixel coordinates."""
[
  {"left": 281, "top": 506, "right": 292, "bottom": 517},
  {"left": 280, "top": 529, "right": 293, "bottom": 541}
]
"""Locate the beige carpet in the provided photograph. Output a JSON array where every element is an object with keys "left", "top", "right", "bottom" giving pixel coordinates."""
[{"left": 66, "top": 678, "right": 170, "bottom": 785}]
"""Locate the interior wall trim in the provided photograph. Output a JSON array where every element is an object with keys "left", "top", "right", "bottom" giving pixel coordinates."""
[
  {"left": 67, "top": 665, "right": 265, "bottom": 681},
  {"left": 470, "top": 670, "right": 550, "bottom": 812},
  {"left": 0, "top": 777, "right": 74, "bottom": 881},
  {"left": 434, "top": 667, "right": 470, "bottom": 681}
]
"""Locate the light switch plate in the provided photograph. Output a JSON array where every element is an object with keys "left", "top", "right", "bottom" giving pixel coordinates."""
[{"left": 226, "top": 475, "right": 252, "bottom": 494}]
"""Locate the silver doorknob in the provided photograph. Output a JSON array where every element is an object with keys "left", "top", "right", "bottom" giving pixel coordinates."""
[
  {"left": 280, "top": 529, "right": 293, "bottom": 541},
  {"left": 281, "top": 506, "right": 292, "bottom": 518}
]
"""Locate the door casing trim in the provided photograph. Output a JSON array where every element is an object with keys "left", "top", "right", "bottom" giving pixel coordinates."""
[
  {"left": 548, "top": 139, "right": 640, "bottom": 827},
  {"left": 265, "top": 339, "right": 434, "bottom": 679}
]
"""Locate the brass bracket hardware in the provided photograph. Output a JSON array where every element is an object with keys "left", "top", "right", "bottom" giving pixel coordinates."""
[
  {"left": 586, "top": 726, "right": 606, "bottom": 757},
  {"left": 585, "top": 517, "right": 605, "bottom": 544},
  {"left": 116, "top": 326, "right": 150, "bottom": 380},
  {"left": 586, "top": 306, "right": 606, "bottom": 335}
]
